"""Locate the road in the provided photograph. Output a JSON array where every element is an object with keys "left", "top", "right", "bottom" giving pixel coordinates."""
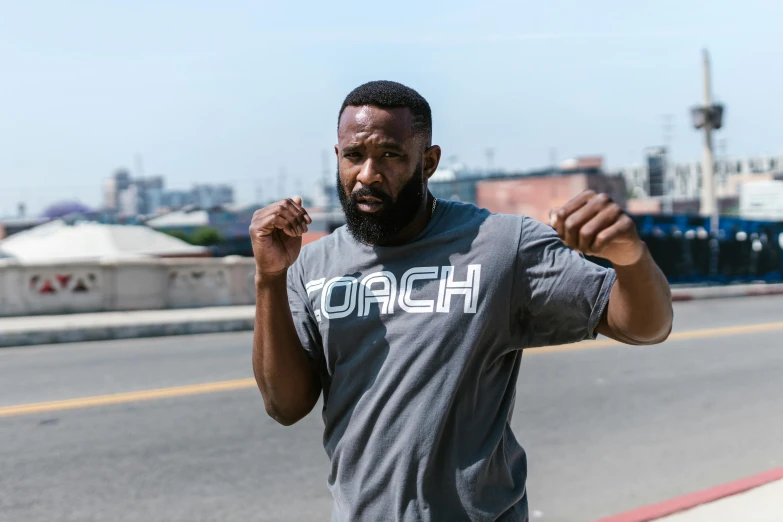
[{"left": 1, "top": 295, "right": 783, "bottom": 522}]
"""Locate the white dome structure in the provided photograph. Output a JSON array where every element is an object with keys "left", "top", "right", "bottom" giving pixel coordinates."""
[{"left": 0, "top": 220, "right": 208, "bottom": 262}]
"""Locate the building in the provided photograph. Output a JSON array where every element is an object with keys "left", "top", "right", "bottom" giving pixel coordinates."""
[
  {"left": 739, "top": 180, "right": 783, "bottom": 221},
  {"left": 613, "top": 153, "right": 783, "bottom": 201},
  {"left": 428, "top": 157, "right": 610, "bottom": 215},
  {"left": 119, "top": 184, "right": 139, "bottom": 216},
  {"left": 476, "top": 172, "right": 627, "bottom": 224},
  {"left": 103, "top": 169, "right": 132, "bottom": 211},
  {"left": 135, "top": 176, "right": 165, "bottom": 215},
  {"left": 190, "top": 184, "right": 234, "bottom": 209},
  {"left": 103, "top": 168, "right": 236, "bottom": 216}
]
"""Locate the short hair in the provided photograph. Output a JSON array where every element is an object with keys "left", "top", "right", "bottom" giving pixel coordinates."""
[{"left": 338, "top": 80, "right": 432, "bottom": 146}]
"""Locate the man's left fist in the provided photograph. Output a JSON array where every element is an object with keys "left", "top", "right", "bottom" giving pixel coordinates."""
[{"left": 550, "top": 190, "right": 646, "bottom": 266}]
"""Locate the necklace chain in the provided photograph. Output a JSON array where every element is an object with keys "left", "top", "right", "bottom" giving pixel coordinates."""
[{"left": 431, "top": 197, "right": 438, "bottom": 218}]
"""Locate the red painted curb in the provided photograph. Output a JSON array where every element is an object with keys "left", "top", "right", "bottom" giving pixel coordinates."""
[
  {"left": 670, "top": 286, "right": 783, "bottom": 302},
  {"left": 593, "top": 466, "right": 783, "bottom": 522},
  {"left": 747, "top": 288, "right": 783, "bottom": 297}
]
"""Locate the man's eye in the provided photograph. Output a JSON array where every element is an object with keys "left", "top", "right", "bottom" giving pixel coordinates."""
[
  {"left": 383, "top": 152, "right": 400, "bottom": 158},
  {"left": 344, "top": 152, "right": 360, "bottom": 158}
]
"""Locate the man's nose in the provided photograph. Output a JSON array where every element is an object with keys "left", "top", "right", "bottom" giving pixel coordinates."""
[{"left": 356, "top": 158, "right": 382, "bottom": 187}]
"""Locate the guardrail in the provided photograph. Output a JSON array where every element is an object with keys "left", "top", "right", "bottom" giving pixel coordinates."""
[{"left": 0, "top": 256, "right": 257, "bottom": 317}]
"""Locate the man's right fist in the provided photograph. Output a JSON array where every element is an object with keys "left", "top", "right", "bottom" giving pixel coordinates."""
[{"left": 249, "top": 197, "right": 312, "bottom": 278}]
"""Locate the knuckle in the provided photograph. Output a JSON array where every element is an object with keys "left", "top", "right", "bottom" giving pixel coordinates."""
[
  {"left": 583, "top": 189, "right": 597, "bottom": 198},
  {"left": 596, "top": 193, "right": 611, "bottom": 204},
  {"left": 579, "top": 226, "right": 594, "bottom": 240}
]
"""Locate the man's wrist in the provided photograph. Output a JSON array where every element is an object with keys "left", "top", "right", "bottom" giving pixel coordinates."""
[
  {"left": 255, "top": 268, "right": 288, "bottom": 288},
  {"left": 610, "top": 242, "right": 650, "bottom": 268}
]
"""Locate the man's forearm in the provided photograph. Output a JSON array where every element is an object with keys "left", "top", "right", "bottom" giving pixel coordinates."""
[
  {"left": 253, "top": 272, "right": 320, "bottom": 425},
  {"left": 598, "top": 245, "right": 673, "bottom": 345}
]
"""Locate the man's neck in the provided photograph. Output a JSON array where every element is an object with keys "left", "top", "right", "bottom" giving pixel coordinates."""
[{"left": 374, "top": 192, "right": 435, "bottom": 247}]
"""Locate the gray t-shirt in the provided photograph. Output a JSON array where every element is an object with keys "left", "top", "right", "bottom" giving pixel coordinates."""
[{"left": 287, "top": 200, "right": 616, "bottom": 521}]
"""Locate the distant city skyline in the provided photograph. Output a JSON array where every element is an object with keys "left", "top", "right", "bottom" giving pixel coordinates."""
[{"left": 2, "top": 1, "right": 782, "bottom": 215}]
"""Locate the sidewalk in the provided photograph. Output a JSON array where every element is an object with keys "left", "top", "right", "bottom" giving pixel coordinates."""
[
  {"left": 0, "top": 282, "right": 781, "bottom": 348},
  {"left": 598, "top": 468, "right": 783, "bottom": 522},
  {"left": 657, "top": 478, "right": 783, "bottom": 521},
  {"left": 0, "top": 306, "right": 254, "bottom": 348}
]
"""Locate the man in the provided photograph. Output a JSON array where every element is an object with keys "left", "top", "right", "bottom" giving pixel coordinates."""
[{"left": 250, "top": 81, "right": 672, "bottom": 521}]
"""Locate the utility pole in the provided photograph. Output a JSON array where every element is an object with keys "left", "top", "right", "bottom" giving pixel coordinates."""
[
  {"left": 485, "top": 148, "right": 495, "bottom": 174},
  {"left": 700, "top": 51, "right": 718, "bottom": 231},
  {"left": 321, "top": 150, "right": 330, "bottom": 208},
  {"left": 321, "top": 150, "right": 330, "bottom": 187},
  {"left": 690, "top": 49, "right": 725, "bottom": 275},
  {"left": 278, "top": 167, "right": 286, "bottom": 199},
  {"left": 134, "top": 153, "right": 145, "bottom": 179}
]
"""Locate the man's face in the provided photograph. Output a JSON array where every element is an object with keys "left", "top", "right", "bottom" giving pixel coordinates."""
[{"left": 335, "top": 105, "right": 433, "bottom": 244}]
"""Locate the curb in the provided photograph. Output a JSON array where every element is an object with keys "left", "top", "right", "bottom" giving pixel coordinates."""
[
  {"left": 594, "top": 466, "right": 783, "bottom": 522},
  {"left": 0, "top": 283, "right": 781, "bottom": 348},
  {"left": 0, "top": 317, "right": 255, "bottom": 348},
  {"left": 671, "top": 283, "right": 783, "bottom": 302}
]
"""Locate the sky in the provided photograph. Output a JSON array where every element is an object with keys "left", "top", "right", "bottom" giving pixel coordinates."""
[{"left": 1, "top": 0, "right": 782, "bottom": 215}]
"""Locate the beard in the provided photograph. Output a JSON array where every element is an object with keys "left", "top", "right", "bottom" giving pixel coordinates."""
[{"left": 337, "top": 161, "right": 426, "bottom": 245}]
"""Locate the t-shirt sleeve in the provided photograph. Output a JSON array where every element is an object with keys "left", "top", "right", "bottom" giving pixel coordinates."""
[
  {"left": 513, "top": 216, "right": 616, "bottom": 348},
  {"left": 286, "top": 262, "right": 323, "bottom": 361}
]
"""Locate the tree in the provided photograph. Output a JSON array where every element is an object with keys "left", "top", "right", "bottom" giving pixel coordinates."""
[
  {"left": 42, "top": 201, "right": 93, "bottom": 219},
  {"left": 190, "top": 226, "right": 223, "bottom": 246}
]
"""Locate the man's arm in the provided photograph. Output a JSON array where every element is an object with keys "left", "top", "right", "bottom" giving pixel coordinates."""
[
  {"left": 250, "top": 198, "right": 321, "bottom": 426},
  {"left": 551, "top": 191, "right": 673, "bottom": 345},
  {"left": 596, "top": 246, "right": 673, "bottom": 344}
]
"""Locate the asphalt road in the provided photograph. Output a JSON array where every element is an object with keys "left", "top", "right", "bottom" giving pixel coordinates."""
[{"left": 2, "top": 295, "right": 783, "bottom": 522}]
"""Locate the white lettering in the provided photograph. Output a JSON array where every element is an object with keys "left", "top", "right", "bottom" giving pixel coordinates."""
[
  {"left": 358, "top": 272, "right": 397, "bottom": 316},
  {"left": 398, "top": 267, "right": 439, "bottom": 313},
  {"left": 306, "top": 278, "right": 325, "bottom": 296},
  {"left": 436, "top": 265, "right": 481, "bottom": 313},
  {"left": 305, "top": 264, "right": 482, "bottom": 320},
  {"left": 321, "top": 276, "right": 358, "bottom": 319}
]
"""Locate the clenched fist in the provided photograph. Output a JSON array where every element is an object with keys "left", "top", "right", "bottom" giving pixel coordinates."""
[
  {"left": 550, "top": 190, "right": 645, "bottom": 266},
  {"left": 249, "top": 197, "right": 312, "bottom": 278}
]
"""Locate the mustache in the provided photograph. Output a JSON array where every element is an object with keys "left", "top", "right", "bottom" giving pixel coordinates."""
[{"left": 349, "top": 186, "right": 393, "bottom": 205}]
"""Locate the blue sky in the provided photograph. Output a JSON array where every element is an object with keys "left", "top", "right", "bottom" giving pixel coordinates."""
[{"left": 1, "top": 0, "right": 781, "bottom": 214}]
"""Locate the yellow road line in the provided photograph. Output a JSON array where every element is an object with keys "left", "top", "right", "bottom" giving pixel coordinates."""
[
  {"left": 532, "top": 320, "right": 783, "bottom": 354},
  {"left": 4, "top": 321, "right": 783, "bottom": 418},
  {"left": 0, "top": 378, "right": 256, "bottom": 418}
]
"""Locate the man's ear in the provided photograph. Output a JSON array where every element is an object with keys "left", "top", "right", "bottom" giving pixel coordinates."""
[{"left": 423, "top": 145, "right": 442, "bottom": 180}]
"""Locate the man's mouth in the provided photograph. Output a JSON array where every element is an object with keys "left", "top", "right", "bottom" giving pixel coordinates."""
[{"left": 354, "top": 195, "right": 385, "bottom": 213}]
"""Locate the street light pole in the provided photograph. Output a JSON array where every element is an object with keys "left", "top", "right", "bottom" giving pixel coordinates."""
[
  {"left": 691, "top": 49, "right": 725, "bottom": 278},
  {"left": 700, "top": 49, "right": 718, "bottom": 236}
]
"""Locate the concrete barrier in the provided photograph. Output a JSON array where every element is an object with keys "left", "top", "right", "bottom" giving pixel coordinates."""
[
  {"left": 0, "top": 280, "right": 781, "bottom": 348},
  {"left": 0, "top": 256, "right": 256, "bottom": 317}
]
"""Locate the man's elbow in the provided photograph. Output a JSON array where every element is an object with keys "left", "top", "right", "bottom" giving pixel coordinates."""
[
  {"left": 634, "top": 325, "right": 672, "bottom": 345},
  {"left": 633, "top": 311, "right": 674, "bottom": 346},
  {"left": 260, "top": 389, "right": 319, "bottom": 426},
  {"left": 265, "top": 405, "right": 307, "bottom": 426}
]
